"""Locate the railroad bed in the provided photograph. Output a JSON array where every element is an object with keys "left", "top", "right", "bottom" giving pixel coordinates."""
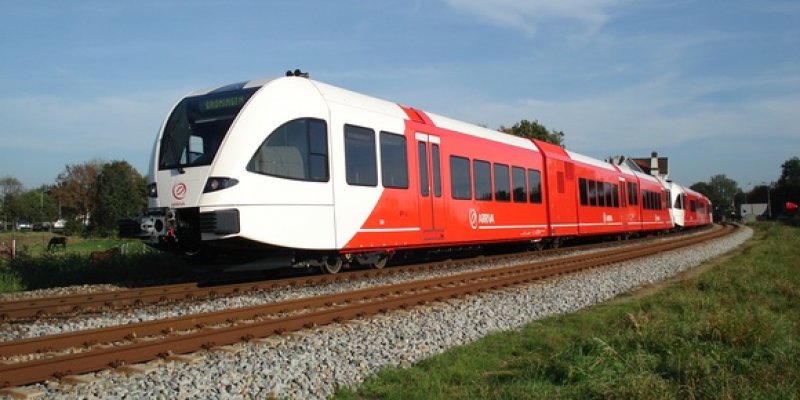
[
  {"left": 0, "top": 227, "right": 717, "bottom": 322},
  {"left": 0, "top": 225, "right": 752, "bottom": 399}
]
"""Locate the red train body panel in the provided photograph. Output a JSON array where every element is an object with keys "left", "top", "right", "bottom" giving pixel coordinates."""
[
  {"left": 682, "top": 188, "right": 712, "bottom": 227},
  {"left": 345, "top": 109, "right": 551, "bottom": 251},
  {"left": 344, "top": 106, "right": 688, "bottom": 254}
]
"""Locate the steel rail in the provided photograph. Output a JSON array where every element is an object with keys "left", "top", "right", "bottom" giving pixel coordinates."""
[{"left": 0, "top": 224, "right": 735, "bottom": 388}]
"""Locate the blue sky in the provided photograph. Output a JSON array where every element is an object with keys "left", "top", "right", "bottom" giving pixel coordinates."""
[{"left": 1, "top": 0, "right": 798, "bottom": 192}]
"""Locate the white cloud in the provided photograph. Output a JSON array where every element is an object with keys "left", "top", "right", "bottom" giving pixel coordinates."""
[
  {"left": 425, "top": 71, "right": 800, "bottom": 159},
  {"left": 444, "top": 0, "right": 622, "bottom": 36}
]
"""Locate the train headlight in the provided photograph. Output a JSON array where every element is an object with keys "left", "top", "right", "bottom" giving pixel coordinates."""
[
  {"left": 204, "top": 177, "right": 239, "bottom": 193},
  {"left": 147, "top": 183, "right": 158, "bottom": 198}
]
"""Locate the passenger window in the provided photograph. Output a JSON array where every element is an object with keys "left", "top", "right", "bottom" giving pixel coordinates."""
[
  {"left": 493, "top": 163, "right": 510, "bottom": 202},
  {"left": 418, "top": 142, "right": 429, "bottom": 197},
  {"left": 589, "top": 180, "right": 597, "bottom": 206},
  {"left": 579, "top": 178, "right": 588, "bottom": 206},
  {"left": 528, "top": 169, "right": 542, "bottom": 204},
  {"left": 512, "top": 166, "right": 526, "bottom": 203},
  {"left": 474, "top": 160, "right": 492, "bottom": 201},
  {"left": 628, "top": 183, "right": 639, "bottom": 206},
  {"left": 345, "top": 125, "right": 377, "bottom": 186},
  {"left": 432, "top": 144, "right": 442, "bottom": 197},
  {"left": 247, "top": 118, "right": 328, "bottom": 182},
  {"left": 596, "top": 182, "right": 606, "bottom": 207},
  {"left": 450, "top": 156, "right": 472, "bottom": 200},
  {"left": 380, "top": 132, "right": 408, "bottom": 189}
]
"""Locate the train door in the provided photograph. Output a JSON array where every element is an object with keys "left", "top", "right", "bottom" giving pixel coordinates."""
[
  {"left": 416, "top": 133, "right": 445, "bottom": 240},
  {"left": 619, "top": 177, "right": 629, "bottom": 231},
  {"left": 545, "top": 159, "right": 579, "bottom": 236}
]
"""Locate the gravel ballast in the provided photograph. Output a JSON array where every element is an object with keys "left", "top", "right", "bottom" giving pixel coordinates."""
[{"left": 4, "top": 226, "right": 752, "bottom": 399}]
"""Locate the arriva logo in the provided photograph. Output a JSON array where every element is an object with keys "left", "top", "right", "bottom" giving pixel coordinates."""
[
  {"left": 469, "top": 209, "right": 495, "bottom": 229},
  {"left": 469, "top": 209, "right": 478, "bottom": 230},
  {"left": 172, "top": 183, "right": 187, "bottom": 200}
]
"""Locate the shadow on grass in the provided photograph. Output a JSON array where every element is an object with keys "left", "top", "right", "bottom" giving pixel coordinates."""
[{"left": 2, "top": 252, "right": 194, "bottom": 291}]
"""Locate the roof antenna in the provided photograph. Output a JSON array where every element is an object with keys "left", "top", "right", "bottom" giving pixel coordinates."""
[{"left": 285, "top": 69, "right": 309, "bottom": 78}]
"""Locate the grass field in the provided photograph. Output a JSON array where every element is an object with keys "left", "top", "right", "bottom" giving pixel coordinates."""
[
  {"left": 0, "top": 231, "right": 146, "bottom": 257},
  {"left": 0, "top": 231, "right": 191, "bottom": 292},
  {"left": 334, "top": 223, "right": 799, "bottom": 399}
]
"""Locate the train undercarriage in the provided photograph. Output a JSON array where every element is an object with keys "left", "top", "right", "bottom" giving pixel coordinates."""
[{"left": 118, "top": 207, "right": 394, "bottom": 273}]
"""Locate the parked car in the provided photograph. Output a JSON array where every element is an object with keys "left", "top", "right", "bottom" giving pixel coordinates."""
[
  {"left": 32, "top": 222, "right": 52, "bottom": 232},
  {"left": 15, "top": 220, "right": 32, "bottom": 230},
  {"left": 52, "top": 219, "right": 67, "bottom": 230}
]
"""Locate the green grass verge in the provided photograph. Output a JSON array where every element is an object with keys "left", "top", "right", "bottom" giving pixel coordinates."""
[{"left": 334, "top": 223, "right": 800, "bottom": 399}]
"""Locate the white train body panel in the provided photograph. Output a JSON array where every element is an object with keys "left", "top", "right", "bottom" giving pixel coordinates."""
[
  {"left": 208, "top": 78, "right": 335, "bottom": 249},
  {"left": 668, "top": 182, "right": 686, "bottom": 227},
  {"left": 145, "top": 77, "right": 411, "bottom": 252},
  {"left": 315, "top": 81, "right": 408, "bottom": 250}
]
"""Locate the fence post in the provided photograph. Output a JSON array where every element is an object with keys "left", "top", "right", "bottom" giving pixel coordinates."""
[{"left": 11, "top": 239, "right": 15, "bottom": 259}]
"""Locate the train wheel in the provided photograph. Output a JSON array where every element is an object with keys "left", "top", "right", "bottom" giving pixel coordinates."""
[
  {"left": 551, "top": 238, "right": 561, "bottom": 249},
  {"left": 372, "top": 254, "right": 388, "bottom": 269},
  {"left": 320, "top": 256, "right": 342, "bottom": 274}
]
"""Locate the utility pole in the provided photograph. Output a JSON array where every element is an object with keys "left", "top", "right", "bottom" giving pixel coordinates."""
[{"left": 762, "top": 181, "right": 773, "bottom": 218}]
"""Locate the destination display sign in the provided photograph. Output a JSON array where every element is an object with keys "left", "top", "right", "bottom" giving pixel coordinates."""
[{"left": 199, "top": 95, "right": 247, "bottom": 111}]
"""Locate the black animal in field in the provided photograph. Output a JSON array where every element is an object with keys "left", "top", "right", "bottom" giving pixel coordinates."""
[{"left": 47, "top": 236, "right": 67, "bottom": 251}]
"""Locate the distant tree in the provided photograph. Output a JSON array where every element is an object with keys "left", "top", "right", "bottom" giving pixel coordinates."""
[
  {"left": 1, "top": 176, "right": 24, "bottom": 225},
  {"left": 691, "top": 174, "right": 740, "bottom": 216},
  {"left": 776, "top": 156, "right": 800, "bottom": 207},
  {"left": 52, "top": 160, "right": 106, "bottom": 232},
  {"left": 2, "top": 187, "right": 59, "bottom": 224},
  {"left": 689, "top": 182, "right": 712, "bottom": 197},
  {"left": 746, "top": 184, "right": 770, "bottom": 204},
  {"left": 0, "top": 176, "right": 23, "bottom": 198},
  {"left": 92, "top": 161, "right": 146, "bottom": 236},
  {"left": 499, "top": 119, "right": 565, "bottom": 147}
]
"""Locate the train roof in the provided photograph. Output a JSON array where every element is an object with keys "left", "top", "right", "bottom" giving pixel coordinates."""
[
  {"left": 310, "top": 78, "right": 538, "bottom": 151},
  {"left": 614, "top": 160, "right": 662, "bottom": 184},
  {"left": 185, "top": 78, "right": 275, "bottom": 97},
  {"left": 566, "top": 150, "right": 616, "bottom": 172},
  {"left": 426, "top": 112, "right": 539, "bottom": 151}
]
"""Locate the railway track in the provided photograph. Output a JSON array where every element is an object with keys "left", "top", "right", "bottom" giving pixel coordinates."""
[
  {"left": 0, "top": 227, "right": 709, "bottom": 321},
  {"left": 0, "top": 224, "right": 735, "bottom": 388}
]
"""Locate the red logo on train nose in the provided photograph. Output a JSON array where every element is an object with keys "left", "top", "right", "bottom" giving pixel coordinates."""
[{"left": 172, "top": 183, "right": 187, "bottom": 200}]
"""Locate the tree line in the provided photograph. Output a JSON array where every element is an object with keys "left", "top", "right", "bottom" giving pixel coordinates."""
[
  {"left": 4, "top": 117, "right": 790, "bottom": 238},
  {"left": 1, "top": 160, "right": 145, "bottom": 236},
  {"left": 690, "top": 157, "right": 800, "bottom": 219}
]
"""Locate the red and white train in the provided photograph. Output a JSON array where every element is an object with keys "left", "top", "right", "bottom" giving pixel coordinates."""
[{"left": 121, "top": 73, "right": 713, "bottom": 272}]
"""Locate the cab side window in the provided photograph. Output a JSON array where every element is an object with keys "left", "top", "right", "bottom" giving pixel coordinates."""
[{"left": 247, "top": 118, "right": 328, "bottom": 181}]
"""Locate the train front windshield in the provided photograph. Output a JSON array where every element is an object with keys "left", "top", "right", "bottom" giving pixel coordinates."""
[{"left": 158, "top": 87, "right": 259, "bottom": 170}]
